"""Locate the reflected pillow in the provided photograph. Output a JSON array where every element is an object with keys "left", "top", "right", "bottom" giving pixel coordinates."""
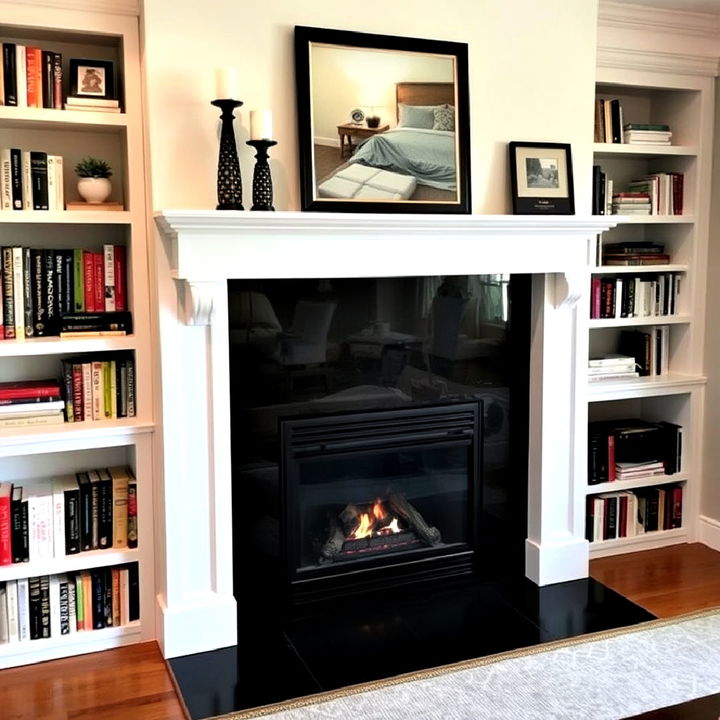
[
  {"left": 398, "top": 103, "right": 446, "bottom": 129},
  {"left": 433, "top": 105, "right": 455, "bottom": 131}
]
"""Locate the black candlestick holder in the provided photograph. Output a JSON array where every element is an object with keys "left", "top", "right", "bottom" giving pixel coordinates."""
[
  {"left": 211, "top": 99, "right": 244, "bottom": 210},
  {"left": 246, "top": 139, "right": 278, "bottom": 211}
]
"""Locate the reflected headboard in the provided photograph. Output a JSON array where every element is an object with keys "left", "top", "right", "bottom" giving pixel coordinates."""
[{"left": 396, "top": 82, "right": 455, "bottom": 122}]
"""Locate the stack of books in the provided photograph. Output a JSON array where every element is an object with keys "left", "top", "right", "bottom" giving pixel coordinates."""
[
  {"left": 0, "top": 379, "right": 64, "bottom": 428},
  {"left": 588, "top": 354, "right": 639, "bottom": 382},
  {"left": 602, "top": 241, "right": 670, "bottom": 266},
  {"left": 627, "top": 172, "right": 684, "bottom": 215},
  {"left": 623, "top": 123, "right": 672, "bottom": 145},
  {"left": 1, "top": 44, "right": 62, "bottom": 109},
  {"left": 611, "top": 191, "right": 651, "bottom": 215},
  {"left": 63, "top": 97, "right": 120, "bottom": 113},
  {"left": 615, "top": 460, "right": 666, "bottom": 480}
]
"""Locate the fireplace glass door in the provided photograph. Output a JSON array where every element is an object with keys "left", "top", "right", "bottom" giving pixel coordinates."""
[{"left": 282, "top": 402, "right": 481, "bottom": 599}]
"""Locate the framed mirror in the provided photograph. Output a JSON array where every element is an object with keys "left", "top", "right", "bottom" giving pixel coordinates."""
[{"left": 294, "top": 26, "right": 471, "bottom": 214}]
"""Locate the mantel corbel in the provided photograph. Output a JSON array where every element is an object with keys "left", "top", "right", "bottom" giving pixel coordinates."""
[
  {"left": 554, "top": 271, "right": 585, "bottom": 309},
  {"left": 176, "top": 279, "right": 222, "bottom": 325}
]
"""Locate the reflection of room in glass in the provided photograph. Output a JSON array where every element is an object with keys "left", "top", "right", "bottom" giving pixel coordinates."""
[{"left": 310, "top": 43, "right": 458, "bottom": 202}]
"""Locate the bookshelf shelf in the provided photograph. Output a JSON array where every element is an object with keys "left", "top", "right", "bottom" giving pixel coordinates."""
[
  {"left": 588, "top": 314, "right": 690, "bottom": 329},
  {"left": 592, "top": 142, "right": 698, "bottom": 158},
  {"left": 587, "top": 373, "right": 705, "bottom": 401},
  {"left": 593, "top": 264, "right": 687, "bottom": 274},
  {"left": 0, "top": 4, "right": 155, "bottom": 668},
  {"left": 586, "top": 472, "right": 688, "bottom": 495},
  {"left": 608, "top": 215, "right": 695, "bottom": 224},
  {"left": 589, "top": 527, "right": 688, "bottom": 558}
]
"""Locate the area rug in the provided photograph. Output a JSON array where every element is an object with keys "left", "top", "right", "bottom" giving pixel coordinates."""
[{"left": 211, "top": 607, "right": 720, "bottom": 720}]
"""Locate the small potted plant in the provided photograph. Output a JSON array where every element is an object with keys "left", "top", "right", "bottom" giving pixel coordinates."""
[{"left": 74, "top": 156, "right": 113, "bottom": 204}]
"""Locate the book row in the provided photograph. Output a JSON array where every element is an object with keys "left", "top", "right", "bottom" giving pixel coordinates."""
[
  {"left": 1, "top": 43, "right": 62, "bottom": 110},
  {"left": 618, "top": 326, "right": 670, "bottom": 378},
  {"left": 590, "top": 272, "right": 680, "bottom": 319},
  {"left": 0, "top": 563, "right": 139, "bottom": 644},
  {"left": 586, "top": 484, "right": 683, "bottom": 543},
  {"left": 1, "top": 149, "right": 64, "bottom": 212},
  {"left": 592, "top": 168, "right": 684, "bottom": 216},
  {"left": 588, "top": 418, "right": 682, "bottom": 485},
  {"left": 0, "top": 245, "right": 129, "bottom": 340},
  {"left": 593, "top": 98, "right": 671, "bottom": 146},
  {"left": 0, "top": 467, "right": 137, "bottom": 566}
]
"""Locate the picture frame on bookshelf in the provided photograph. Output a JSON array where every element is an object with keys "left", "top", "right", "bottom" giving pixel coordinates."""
[
  {"left": 69, "top": 59, "right": 115, "bottom": 100},
  {"left": 508, "top": 141, "right": 575, "bottom": 215}
]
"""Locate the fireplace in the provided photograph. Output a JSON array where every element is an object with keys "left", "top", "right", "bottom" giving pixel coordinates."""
[
  {"left": 154, "top": 211, "right": 616, "bottom": 659},
  {"left": 282, "top": 402, "right": 482, "bottom": 602}
]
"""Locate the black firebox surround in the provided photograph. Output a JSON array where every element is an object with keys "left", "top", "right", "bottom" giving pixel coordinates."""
[{"left": 280, "top": 401, "right": 482, "bottom": 604}]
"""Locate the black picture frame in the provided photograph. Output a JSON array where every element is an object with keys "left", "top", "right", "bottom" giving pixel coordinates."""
[
  {"left": 294, "top": 26, "right": 471, "bottom": 214},
  {"left": 508, "top": 141, "right": 575, "bottom": 215},
  {"left": 69, "top": 59, "right": 115, "bottom": 100}
]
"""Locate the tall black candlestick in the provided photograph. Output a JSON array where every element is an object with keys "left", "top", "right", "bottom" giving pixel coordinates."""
[
  {"left": 211, "top": 99, "right": 244, "bottom": 210},
  {"left": 246, "top": 139, "right": 278, "bottom": 211}
]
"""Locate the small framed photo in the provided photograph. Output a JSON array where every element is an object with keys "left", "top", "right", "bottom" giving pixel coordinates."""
[
  {"left": 69, "top": 59, "right": 115, "bottom": 99},
  {"left": 508, "top": 141, "right": 574, "bottom": 214}
]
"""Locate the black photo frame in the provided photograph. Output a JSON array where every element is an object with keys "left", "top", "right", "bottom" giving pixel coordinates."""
[
  {"left": 69, "top": 59, "right": 115, "bottom": 100},
  {"left": 294, "top": 26, "right": 471, "bottom": 214},
  {"left": 508, "top": 141, "right": 575, "bottom": 215}
]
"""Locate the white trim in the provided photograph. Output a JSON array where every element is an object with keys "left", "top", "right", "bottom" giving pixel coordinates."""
[
  {"left": 597, "top": 48, "right": 720, "bottom": 77},
  {"left": 698, "top": 515, "right": 720, "bottom": 552},
  {"left": 599, "top": 0, "right": 720, "bottom": 41},
  {"left": 9, "top": 0, "right": 140, "bottom": 14}
]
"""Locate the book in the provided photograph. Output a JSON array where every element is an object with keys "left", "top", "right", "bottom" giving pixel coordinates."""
[
  {"left": 30, "top": 152, "right": 49, "bottom": 210},
  {"left": 11, "top": 246, "right": 24, "bottom": 339},
  {"left": 41, "top": 50, "right": 54, "bottom": 109},
  {"left": 97, "top": 467, "right": 113, "bottom": 549},
  {"left": 25, "top": 46, "right": 42, "bottom": 108},
  {"left": 10, "top": 148, "right": 23, "bottom": 210},
  {"left": 3, "top": 43, "right": 17, "bottom": 106},
  {"left": 52, "top": 53, "right": 63, "bottom": 110},
  {"left": 104, "top": 244, "right": 116, "bottom": 311},
  {"left": 16, "top": 578, "right": 29, "bottom": 641},
  {"left": 127, "top": 471, "right": 138, "bottom": 549},
  {"left": 22, "top": 150, "right": 32, "bottom": 211},
  {"left": 10, "top": 485, "right": 26, "bottom": 563},
  {"left": 66, "top": 201, "right": 124, "bottom": 211},
  {"left": 0, "top": 380, "right": 62, "bottom": 400},
  {"left": 53, "top": 475, "right": 79, "bottom": 556},
  {"left": 60, "top": 311, "right": 133, "bottom": 334},
  {"left": 6, "top": 579, "right": 18, "bottom": 642},
  {"left": 0, "top": 148, "right": 12, "bottom": 210},
  {"left": 76, "top": 472, "right": 92, "bottom": 552},
  {"left": 0, "top": 412, "right": 64, "bottom": 428},
  {"left": 43, "top": 248, "right": 58, "bottom": 335},
  {"left": 0, "top": 482, "right": 13, "bottom": 565},
  {"left": 22, "top": 247, "right": 33, "bottom": 338},
  {"left": 109, "top": 466, "right": 130, "bottom": 549},
  {"left": 64, "top": 96, "right": 120, "bottom": 108},
  {"left": 15, "top": 45, "right": 27, "bottom": 109}
]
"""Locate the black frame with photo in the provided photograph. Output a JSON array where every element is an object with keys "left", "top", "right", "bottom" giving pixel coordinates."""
[
  {"left": 294, "top": 25, "right": 471, "bottom": 214},
  {"left": 508, "top": 141, "right": 575, "bottom": 215},
  {"left": 69, "top": 58, "right": 115, "bottom": 100}
]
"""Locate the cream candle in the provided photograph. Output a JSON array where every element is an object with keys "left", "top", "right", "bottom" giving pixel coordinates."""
[
  {"left": 215, "top": 67, "right": 238, "bottom": 99},
  {"left": 250, "top": 109, "right": 273, "bottom": 140}
]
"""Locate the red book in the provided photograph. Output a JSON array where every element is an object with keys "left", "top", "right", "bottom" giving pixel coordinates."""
[
  {"left": 83, "top": 251, "right": 96, "bottom": 312},
  {"left": 607, "top": 434, "right": 616, "bottom": 482},
  {"left": 113, "top": 245, "right": 126, "bottom": 312},
  {"left": 25, "top": 47, "right": 42, "bottom": 108},
  {"left": 93, "top": 252, "right": 105, "bottom": 312},
  {"left": 71, "top": 363, "right": 84, "bottom": 422},
  {"left": 0, "top": 379, "right": 62, "bottom": 400},
  {"left": 0, "top": 482, "right": 12, "bottom": 565},
  {"left": 618, "top": 495, "right": 628, "bottom": 537},
  {"left": 591, "top": 276, "right": 601, "bottom": 319}
]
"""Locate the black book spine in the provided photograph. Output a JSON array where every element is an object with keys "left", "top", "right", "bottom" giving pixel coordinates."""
[
  {"left": 39, "top": 575, "right": 51, "bottom": 638},
  {"left": 52, "top": 53, "right": 63, "bottom": 110},
  {"left": 54, "top": 251, "right": 64, "bottom": 319},
  {"left": 41, "top": 50, "right": 54, "bottom": 109},
  {"left": 604, "top": 496, "right": 617, "bottom": 539},
  {"left": 43, "top": 249, "right": 58, "bottom": 335},
  {"left": 90, "top": 474, "right": 100, "bottom": 550},
  {"left": 28, "top": 576, "right": 42, "bottom": 639},
  {"left": 3, "top": 43, "right": 17, "bottom": 106},
  {"left": 30, "top": 151, "right": 49, "bottom": 211},
  {"left": 59, "top": 580, "right": 69, "bottom": 635},
  {"left": 2, "top": 247, "right": 15, "bottom": 339},
  {"left": 64, "top": 488, "right": 81, "bottom": 554},
  {"left": 76, "top": 473, "right": 92, "bottom": 552},
  {"left": 62, "top": 250, "right": 74, "bottom": 316},
  {"left": 610, "top": 99, "right": 622, "bottom": 143},
  {"left": 98, "top": 471, "right": 113, "bottom": 550},
  {"left": 10, "top": 148, "right": 23, "bottom": 210},
  {"left": 128, "top": 562, "right": 139, "bottom": 622},
  {"left": 91, "top": 570, "right": 106, "bottom": 629},
  {"left": 22, "top": 247, "right": 34, "bottom": 338},
  {"left": 10, "top": 490, "right": 24, "bottom": 563},
  {"left": 103, "top": 567, "right": 113, "bottom": 626},
  {"left": 19, "top": 500, "right": 29, "bottom": 562},
  {"left": 645, "top": 489, "right": 660, "bottom": 532},
  {"left": 126, "top": 357, "right": 136, "bottom": 417},
  {"left": 31, "top": 248, "right": 47, "bottom": 336}
]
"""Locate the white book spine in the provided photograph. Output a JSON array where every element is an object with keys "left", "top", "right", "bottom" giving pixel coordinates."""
[
  {"left": 52, "top": 480, "right": 66, "bottom": 558},
  {"left": 103, "top": 244, "right": 116, "bottom": 311},
  {"left": 46, "top": 155, "right": 56, "bottom": 212},
  {"left": 6, "top": 579, "right": 19, "bottom": 643},
  {"left": 66, "top": 576, "right": 77, "bottom": 634},
  {"left": 11, "top": 246, "right": 24, "bottom": 339},
  {"left": 16, "top": 578, "right": 30, "bottom": 642},
  {"left": 54, "top": 155, "right": 64, "bottom": 211},
  {"left": 15, "top": 45, "right": 27, "bottom": 108},
  {"left": 21, "top": 150, "right": 31, "bottom": 211},
  {"left": 0, "top": 148, "right": 11, "bottom": 210}
]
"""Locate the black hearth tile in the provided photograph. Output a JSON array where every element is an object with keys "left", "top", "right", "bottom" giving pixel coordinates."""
[
  {"left": 169, "top": 635, "right": 322, "bottom": 719},
  {"left": 495, "top": 576, "right": 656, "bottom": 642}
]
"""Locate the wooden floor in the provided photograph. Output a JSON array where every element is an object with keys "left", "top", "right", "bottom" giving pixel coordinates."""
[{"left": 1, "top": 543, "right": 719, "bottom": 720}]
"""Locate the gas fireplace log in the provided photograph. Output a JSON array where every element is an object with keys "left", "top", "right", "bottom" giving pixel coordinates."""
[
  {"left": 388, "top": 493, "right": 441, "bottom": 546},
  {"left": 319, "top": 515, "right": 345, "bottom": 563},
  {"left": 339, "top": 504, "right": 361, "bottom": 536}
]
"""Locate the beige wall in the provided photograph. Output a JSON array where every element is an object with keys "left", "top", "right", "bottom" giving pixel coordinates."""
[{"left": 141, "top": 0, "right": 599, "bottom": 213}]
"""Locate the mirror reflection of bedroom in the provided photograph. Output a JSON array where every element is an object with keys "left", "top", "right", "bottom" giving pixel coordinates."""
[{"left": 309, "top": 43, "right": 459, "bottom": 203}]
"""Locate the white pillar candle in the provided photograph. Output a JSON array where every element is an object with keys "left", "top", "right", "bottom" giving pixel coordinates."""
[
  {"left": 250, "top": 109, "right": 273, "bottom": 140},
  {"left": 215, "top": 67, "right": 238, "bottom": 99}
]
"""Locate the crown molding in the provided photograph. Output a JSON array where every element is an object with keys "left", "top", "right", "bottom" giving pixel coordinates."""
[
  {"left": 599, "top": 0, "right": 720, "bottom": 40},
  {"left": 12, "top": 0, "right": 139, "bottom": 15},
  {"left": 597, "top": 46, "right": 720, "bottom": 76}
]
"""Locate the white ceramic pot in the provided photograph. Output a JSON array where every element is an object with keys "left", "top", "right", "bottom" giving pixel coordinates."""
[{"left": 77, "top": 177, "right": 112, "bottom": 204}]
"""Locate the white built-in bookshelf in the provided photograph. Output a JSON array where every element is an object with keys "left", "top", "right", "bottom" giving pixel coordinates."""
[
  {"left": 586, "top": 53, "right": 713, "bottom": 558},
  {"left": 0, "top": 3, "right": 154, "bottom": 668}
]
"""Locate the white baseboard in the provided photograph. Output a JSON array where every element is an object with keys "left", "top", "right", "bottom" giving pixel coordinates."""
[
  {"left": 313, "top": 136, "right": 339, "bottom": 147},
  {"left": 698, "top": 515, "right": 720, "bottom": 552}
]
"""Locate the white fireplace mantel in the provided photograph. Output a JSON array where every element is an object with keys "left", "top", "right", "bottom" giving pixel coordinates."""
[{"left": 153, "top": 210, "right": 616, "bottom": 659}]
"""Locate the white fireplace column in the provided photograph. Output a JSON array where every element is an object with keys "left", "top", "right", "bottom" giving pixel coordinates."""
[{"left": 154, "top": 211, "right": 615, "bottom": 659}]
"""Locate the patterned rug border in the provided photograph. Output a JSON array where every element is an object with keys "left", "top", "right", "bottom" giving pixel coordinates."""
[{"left": 207, "top": 606, "right": 720, "bottom": 720}]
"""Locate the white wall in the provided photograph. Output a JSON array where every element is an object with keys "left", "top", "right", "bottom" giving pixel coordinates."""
[{"left": 141, "top": 0, "right": 599, "bottom": 214}]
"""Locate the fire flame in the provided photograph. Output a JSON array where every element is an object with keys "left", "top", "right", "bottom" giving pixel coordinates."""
[{"left": 348, "top": 499, "right": 402, "bottom": 540}]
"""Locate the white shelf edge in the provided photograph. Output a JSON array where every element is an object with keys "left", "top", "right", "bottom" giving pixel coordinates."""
[
  {"left": 589, "top": 528, "right": 688, "bottom": 558},
  {"left": 0, "top": 105, "right": 128, "bottom": 130},
  {"left": 586, "top": 473, "right": 688, "bottom": 495},
  {"left": 608, "top": 215, "right": 694, "bottom": 225},
  {"left": 593, "top": 142, "right": 698, "bottom": 156},
  {"left": 0, "top": 622, "right": 141, "bottom": 670},
  {"left": 0, "top": 210, "right": 131, "bottom": 224},
  {"left": 0, "top": 334, "right": 137, "bottom": 358},
  {"left": 0, "top": 548, "right": 140, "bottom": 583},
  {"left": 592, "top": 264, "right": 687, "bottom": 274},
  {"left": 587, "top": 373, "right": 706, "bottom": 400},
  {"left": 589, "top": 314, "right": 690, "bottom": 328}
]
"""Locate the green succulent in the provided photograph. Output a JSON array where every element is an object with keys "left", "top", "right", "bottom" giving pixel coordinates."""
[{"left": 74, "top": 157, "right": 112, "bottom": 178}]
